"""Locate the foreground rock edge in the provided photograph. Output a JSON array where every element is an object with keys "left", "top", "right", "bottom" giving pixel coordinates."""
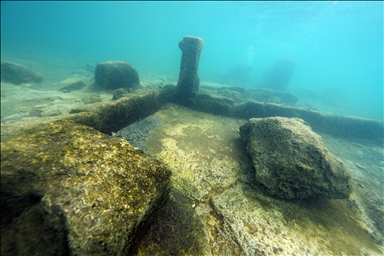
[{"left": 1, "top": 119, "right": 172, "bottom": 255}]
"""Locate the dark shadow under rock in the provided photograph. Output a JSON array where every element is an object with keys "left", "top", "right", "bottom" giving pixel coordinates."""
[
  {"left": 112, "top": 116, "right": 161, "bottom": 153},
  {"left": 134, "top": 188, "right": 210, "bottom": 255}
]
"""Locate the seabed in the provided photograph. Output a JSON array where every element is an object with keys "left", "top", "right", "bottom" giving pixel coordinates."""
[{"left": 1, "top": 69, "right": 383, "bottom": 255}]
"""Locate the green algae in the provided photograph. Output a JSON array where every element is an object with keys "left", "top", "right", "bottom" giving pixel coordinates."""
[
  {"left": 135, "top": 188, "right": 210, "bottom": 256},
  {"left": 1, "top": 119, "right": 171, "bottom": 255},
  {"left": 1, "top": 87, "right": 383, "bottom": 255},
  {"left": 136, "top": 104, "right": 383, "bottom": 255}
]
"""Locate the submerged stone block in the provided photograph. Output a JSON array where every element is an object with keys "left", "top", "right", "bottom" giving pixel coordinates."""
[
  {"left": 94, "top": 61, "right": 140, "bottom": 91},
  {"left": 231, "top": 101, "right": 384, "bottom": 144},
  {"left": 135, "top": 188, "right": 210, "bottom": 255},
  {"left": 244, "top": 87, "right": 298, "bottom": 105},
  {"left": 1, "top": 120, "right": 171, "bottom": 255},
  {"left": 190, "top": 93, "right": 234, "bottom": 116},
  {"left": 112, "top": 88, "right": 130, "bottom": 100},
  {"left": 1, "top": 61, "right": 43, "bottom": 85},
  {"left": 240, "top": 117, "right": 352, "bottom": 199},
  {"left": 176, "top": 36, "right": 205, "bottom": 100}
]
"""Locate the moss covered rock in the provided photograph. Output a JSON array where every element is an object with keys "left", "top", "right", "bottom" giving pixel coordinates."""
[
  {"left": 1, "top": 61, "right": 43, "bottom": 85},
  {"left": 240, "top": 117, "right": 352, "bottom": 199},
  {"left": 94, "top": 61, "right": 140, "bottom": 91},
  {"left": 189, "top": 93, "right": 234, "bottom": 116},
  {"left": 1, "top": 119, "right": 171, "bottom": 255},
  {"left": 135, "top": 188, "right": 210, "bottom": 255},
  {"left": 244, "top": 87, "right": 298, "bottom": 105}
]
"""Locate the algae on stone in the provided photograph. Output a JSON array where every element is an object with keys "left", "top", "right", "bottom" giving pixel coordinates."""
[
  {"left": 135, "top": 104, "right": 382, "bottom": 256},
  {"left": 135, "top": 188, "right": 211, "bottom": 256},
  {"left": 1, "top": 119, "right": 171, "bottom": 255},
  {"left": 1, "top": 85, "right": 383, "bottom": 256},
  {"left": 240, "top": 117, "right": 352, "bottom": 199}
]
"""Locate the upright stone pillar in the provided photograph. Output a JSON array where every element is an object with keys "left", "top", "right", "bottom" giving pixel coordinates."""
[{"left": 176, "top": 36, "right": 204, "bottom": 100}]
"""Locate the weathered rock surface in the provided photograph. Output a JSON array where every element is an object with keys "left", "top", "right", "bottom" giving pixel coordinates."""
[
  {"left": 231, "top": 101, "right": 384, "bottom": 144},
  {"left": 1, "top": 120, "right": 171, "bottom": 255},
  {"left": 347, "top": 192, "right": 383, "bottom": 243},
  {"left": 81, "top": 94, "right": 102, "bottom": 104},
  {"left": 94, "top": 61, "right": 140, "bottom": 91},
  {"left": 244, "top": 87, "right": 298, "bottom": 105},
  {"left": 112, "top": 88, "right": 130, "bottom": 100},
  {"left": 210, "top": 183, "right": 325, "bottom": 255},
  {"left": 176, "top": 36, "right": 204, "bottom": 100},
  {"left": 240, "top": 117, "right": 352, "bottom": 199},
  {"left": 113, "top": 116, "right": 161, "bottom": 153},
  {"left": 1, "top": 61, "right": 43, "bottom": 85},
  {"left": 189, "top": 93, "right": 234, "bottom": 115},
  {"left": 217, "top": 88, "right": 242, "bottom": 103},
  {"left": 1, "top": 102, "right": 381, "bottom": 256},
  {"left": 135, "top": 188, "right": 211, "bottom": 255}
]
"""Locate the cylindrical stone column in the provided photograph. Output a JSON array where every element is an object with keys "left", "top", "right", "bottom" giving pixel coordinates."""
[{"left": 176, "top": 36, "right": 205, "bottom": 100}]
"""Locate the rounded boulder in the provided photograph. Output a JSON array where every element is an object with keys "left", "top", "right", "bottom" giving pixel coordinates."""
[
  {"left": 239, "top": 117, "right": 352, "bottom": 199},
  {"left": 94, "top": 61, "right": 140, "bottom": 90}
]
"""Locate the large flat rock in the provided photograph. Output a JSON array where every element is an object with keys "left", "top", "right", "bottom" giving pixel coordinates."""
[{"left": 1, "top": 119, "right": 171, "bottom": 255}]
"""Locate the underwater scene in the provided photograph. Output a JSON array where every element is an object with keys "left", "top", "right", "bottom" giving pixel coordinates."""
[{"left": 1, "top": 1, "right": 383, "bottom": 255}]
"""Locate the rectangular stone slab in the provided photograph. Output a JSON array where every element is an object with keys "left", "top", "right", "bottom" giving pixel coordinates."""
[{"left": 1, "top": 119, "right": 171, "bottom": 255}]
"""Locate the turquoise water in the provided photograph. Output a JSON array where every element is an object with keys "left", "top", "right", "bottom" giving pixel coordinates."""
[{"left": 1, "top": 1, "right": 383, "bottom": 120}]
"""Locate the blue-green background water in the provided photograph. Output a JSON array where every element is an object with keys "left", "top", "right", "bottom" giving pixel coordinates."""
[{"left": 1, "top": 1, "right": 383, "bottom": 120}]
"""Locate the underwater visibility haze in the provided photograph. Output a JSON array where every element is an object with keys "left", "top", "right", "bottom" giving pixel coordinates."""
[
  {"left": 2, "top": 1, "right": 384, "bottom": 255},
  {"left": 1, "top": 1, "right": 383, "bottom": 120}
]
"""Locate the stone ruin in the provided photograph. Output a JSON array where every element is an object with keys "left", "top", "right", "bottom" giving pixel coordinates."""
[
  {"left": 175, "top": 36, "right": 205, "bottom": 101},
  {"left": 1, "top": 35, "right": 383, "bottom": 255},
  {"left": 240, "top": 117, "right": 352, "bottom": 199},
  {"left": 93, "top": 60, "right": 141, "bottom": 91}
]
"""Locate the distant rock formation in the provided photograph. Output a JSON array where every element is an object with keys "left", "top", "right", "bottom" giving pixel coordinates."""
[
  {"left": 94, "top": 61, "right": 140, "bottom": 91},
  {"left": 225, "top": 61, "right": 253, "bottom": 85},
  {"left": 262, "top": 59, "right": 296, "bottom": 91},
  {"left": 1, "top": 61, "right": 43, "bottom": 85},
  {"left": 240, "top": 117, "right": 352, "bottom": 199}
]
